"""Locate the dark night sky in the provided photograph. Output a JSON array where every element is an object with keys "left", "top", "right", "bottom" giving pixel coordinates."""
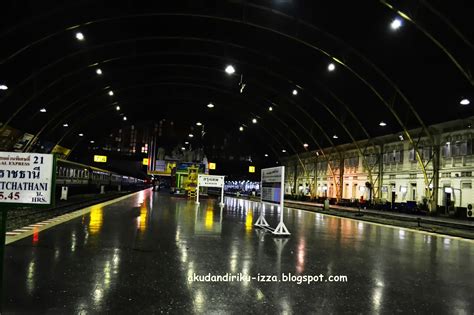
[{"left": 0, "top": 0, "right": 472, "bottom": 160}]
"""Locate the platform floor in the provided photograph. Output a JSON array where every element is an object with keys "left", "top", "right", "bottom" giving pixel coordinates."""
[{"left": 3, "top": 189, "right": 474, "bottom": 314}]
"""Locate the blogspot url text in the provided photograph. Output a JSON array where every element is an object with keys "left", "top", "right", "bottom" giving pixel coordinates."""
[{"left": 188, "top": 273, "right": 348, "bottom": 285}]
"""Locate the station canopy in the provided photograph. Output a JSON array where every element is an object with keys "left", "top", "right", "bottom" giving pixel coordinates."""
[{"left": 0, "top": 0, "right": 472, "bottom": 159}]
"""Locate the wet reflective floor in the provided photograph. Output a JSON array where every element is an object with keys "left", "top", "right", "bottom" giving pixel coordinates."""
[{"left": 3, "top": 189, "right": 474, "bottom": 314}]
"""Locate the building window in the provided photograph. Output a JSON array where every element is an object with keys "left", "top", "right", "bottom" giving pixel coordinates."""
[
  {"left": 461, "top": 171, "right": 472, "bottom": 177},
  {"left": 462, "top": 182, "right": 472, "bottom": 189}
]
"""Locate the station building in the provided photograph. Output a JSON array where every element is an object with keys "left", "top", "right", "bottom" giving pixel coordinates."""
[{"left": 282, "top": 117, "right": 474, "bottom": 211}]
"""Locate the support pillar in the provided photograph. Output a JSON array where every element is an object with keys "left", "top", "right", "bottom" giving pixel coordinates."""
[
  {"left": 293, "top": 162, "right": 298, "bottom": 195},
  {"left": 378, "top": 144, "right": 384, "bottom": 199},
  {"left": 312, "top": 156, "right": 318, "bottom": 199},
  {"left": 338, "top": 156, "right": 344, "bottom": 201},
  {"left": 430, "top": 144, "right": 440, "bottom": 213}
]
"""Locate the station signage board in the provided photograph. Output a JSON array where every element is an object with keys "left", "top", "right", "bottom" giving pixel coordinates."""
[
  {"left": 142, "top": 158, "right": 149, "bottom": 166},
  {"left": 198, "top": 175, "right": 225, "bottom": 188},
  {"left": 0, "top": 152, "right": 54, "bottom": 205},
  {"left": 209, "top": 162, "right": 216, "bottom": 170},
  {"left": 249, "top": 166, "right": 256, "bottom": 173},
  {"left": 261, "top": 166, "right": 284, "bottom": 205},
  {"left": 93, "top": 155, "right": 107, "bottom": 163}
]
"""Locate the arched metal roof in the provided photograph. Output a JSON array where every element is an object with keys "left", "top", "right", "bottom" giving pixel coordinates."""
[{"left": 0, "top": 0, "right": 472, "bottom": 160}]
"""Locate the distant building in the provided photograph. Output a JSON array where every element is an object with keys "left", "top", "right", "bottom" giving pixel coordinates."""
[{"left": 282, "top": 117, "right": 474, "bottom": 211}]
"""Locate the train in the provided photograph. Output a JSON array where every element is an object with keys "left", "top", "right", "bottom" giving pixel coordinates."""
[{"left": 55, "top": 159, "right": 146, "bottom": 194}]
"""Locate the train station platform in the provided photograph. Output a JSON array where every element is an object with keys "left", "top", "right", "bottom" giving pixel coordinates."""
[
  {"left": 3, "top": 189, "right": 474, "bottom": 313},
  {"left": 283, "top": 200, "right": 474, "bottom": 239}
]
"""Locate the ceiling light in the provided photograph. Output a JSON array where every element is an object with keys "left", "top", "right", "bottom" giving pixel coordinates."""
[
  {"left": 189, "top": 134, "right": 194, "bottom": 138},
  {"left": 181, "top": 147, "right": 186, "bottom": 151},
  {"left": 399, "top": 135, "right": 404, "bottom": 141},
  {"left": 292, "top": 89, "right": 298, "bottom": 96},
  {"left": 75, "top": 32, "right": 85, "bottom": 41},
  {"left": 207, "top": 103, "right": 214, "bottom": 108},
  {"left": 282, "top": 149, "right": 286, "bottom": 153},
  {"left": 225, "top": 65, "right": 236, "bottom": 75},
  {"left": 185, "top": 141, "right": 189, "bottom": 145},
  {"left": 239, "top": 126, "right": 244, "bottom": 131},
  {"left": 40, "top": 108, "right": 47, "bottom": 113},
  {"left": 303, "top": 143, "right": 309, "bottom": 148},
  {"left": 333, "top": 135, "right": 338, "bottom": 139},
  {"left": 108, "top": 91, "right": 114, "bottom": 96},
  {"left": 328, "top": 63, "right": 336, "bottom": 71},
  {"left": 196, "top": 122, "right": 202, "bottom": 126},
  {"left": 268, "top": 106, "right": 273, "bottom": 111},
  {"left": 96, "top": 68, "right": 102, "bottom": 75},
  {"left": 90, "top": 140, "right": 95, "bottom": 144},
  {"left": 390, "top": 18, "right": 402, "bottom": 30},
  {"left": 252, "top": 118, "right": 257, "bottom": 124},
  {"left": 0, "top": 84, "right": 8, "bottom": 90},
  {"left": 63, "top": 123, "right": 69, "bottom": 127},
  {"left": 265, "top": 154, "right": 269, "bottom": 157},
  {"left": 460, "top": 98, "right": 470, "bottom": 105},
  {"left": 379, "top": 121, "right": 387, "bottom": 127},
  {"left": 115, "top": 106, "right": 120, "bottom": 111},
  {"left": 123, "top": 116, "right": 127, "bottom": 121},
  {"left": 78, "top": 133, "right": 84, "bottom": 137}
]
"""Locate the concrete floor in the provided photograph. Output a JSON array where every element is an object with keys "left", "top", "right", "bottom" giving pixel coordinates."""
[{"left": 3, "top": 189, "right": 474, "bottom": 314}]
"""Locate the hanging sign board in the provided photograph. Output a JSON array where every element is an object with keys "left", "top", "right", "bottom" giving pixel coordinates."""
[
  {"left": 261, "top": 166, "right": 284, "bottom": 205},
  {"left": 93, "top": 155, "right": 107, "bottom": 163},
  {"left": 198, "top": 175, "right": 225, "bottom": 188},
  {"left": 0, "top": 152, "right": 55, "bottom": 205}
]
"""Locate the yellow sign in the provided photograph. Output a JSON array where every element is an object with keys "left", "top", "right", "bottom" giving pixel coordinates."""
[
  {"left": 93, "top": 155, "right": 107, "bottom": 163},
  {"left": 51, "top": 145, "right": 72, "bottom": 159},
  {"left": 249, "top": 166, "right": 255, "bottom": 173},
  {"left": 209, "top": 162, "right": 216, "bottom": 170},
  {"left": 142, "top": 158, "right": 149, "bottom": 166}
]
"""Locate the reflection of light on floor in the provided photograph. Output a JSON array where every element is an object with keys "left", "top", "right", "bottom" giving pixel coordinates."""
[
  {"left": 245, "top": 210, "right": 253, "bottom": 233},
  {"left": 103, "top": 261, "right": 111, "bottom": 289},
  {"left": 181, "top": 249, "right": 188, "bottom": 263},
  {"left": 280, "top": 298, "right": 292, "bottom": 314},
  {"left": 112, "top": 248, "right": 120, "bottom": 274},
  {"left": 32, "top": 228, "right": 39, "bottom": 244},
  {"left": 94, "top": 288, "right": 103, "bottom": 305},
  {"left": 139, "top": 203, "right": 148, "bottom": 232},
  {"left": 137, "top": 190, "right": 145, "bottom": 206},
  {"left": 443, "top": 238, "right": 451, "bottom": 247},
  {"left": 372, "top": 286, "right": 383, "bottom": 311},
  {"left": 357, "top": 222, "right": 364, "bottom": 232},
  {"left": 229, "top": 245, "right": 238, "bottom": 273},
  {"left": 26, "top": 260, "right": 35, "bottom": 295},
  {"left": 194, "top": 290, "right": 205, "bottom": 312},
  {"left": 89, "top": 205, "right": 103, "bottom": 234},
  {"left": 71, "top": 231, "right": 76, "bottom": 252},
  {"left": 205, "top": 208, "right": 214, "bottom": 230},
  {"left": 398, "top": 230, "right": 406, "bottom": 240},
  {"left": 296, "top": 238, "right": 306, "bottom": 273},
  {"left": 242, "top": 260, "right": 250, "bottom": 287},
  {"left": 256, "top": 289, "right": 265, "bottom": 301},
  {"left": 187, "top": 264, "right": 195, "bottom": 286}
]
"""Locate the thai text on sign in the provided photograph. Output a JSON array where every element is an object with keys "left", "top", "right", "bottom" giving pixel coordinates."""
[{"left": 0, "top": 153, "right": 54, "bottom": 204}]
